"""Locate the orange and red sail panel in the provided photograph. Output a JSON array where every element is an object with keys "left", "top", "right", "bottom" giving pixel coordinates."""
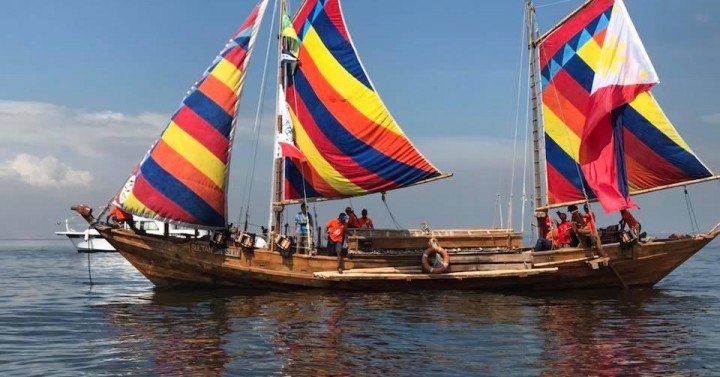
[
  {"left": 538, "top": 0, "right": 713, "bottom": 212},
  {"left": 282, "top": 0, "right": 444, "bottom": 201},
  {"left": 114, "top": 1, "right": 268, "bottom": 228}
]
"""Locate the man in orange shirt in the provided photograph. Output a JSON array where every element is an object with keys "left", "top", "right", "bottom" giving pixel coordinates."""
[
  {"left": 108, "top": 206, "right": 136, "bottom": 230},
  {"left": 326, "top": 213, "right": 348, "bottom": 272},
  {"left": 556, "top": 211, "right": 572, "bottom": 248},
  {"left": 357, "top": 209, "right": 374, "bottom": 229}
]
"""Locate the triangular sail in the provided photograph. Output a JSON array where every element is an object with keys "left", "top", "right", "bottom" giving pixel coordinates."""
[
  {"left": 281, "top": 0, "right": 446, "bottom": 201},
  {"left": 114, "top": 0, "right": 268, "bottom": 228},
  {"left": 537, "top": 0, "right": 714, "bottom": 208}
]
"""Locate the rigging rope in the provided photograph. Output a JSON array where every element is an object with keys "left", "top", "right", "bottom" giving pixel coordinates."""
[
  {"left": 86, "top": 252, "right": 93, "bottom": 286},
  {"left": 240, "top": 0, "right": 279, "bottom": 232},
  {"left": 536, "top": 0, "right": 577, "bottom": 9},
  {"left": 381, "top": 192, "right": 403, "bottom": 229},
  {"left": 507, "top": 5, "right": 529, "bottom": 230},
  {"left": 683, "top": 186, "right": 700, "bottom": 232}
]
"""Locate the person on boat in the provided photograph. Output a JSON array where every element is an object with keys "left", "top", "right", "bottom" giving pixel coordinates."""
[
  {"left": 556, "top": 211, "right": 572, "bottom": 248},
  {"left": 107, "top": 206, "right": 136, "bottom": 230},
  {"left": 326, "top": 213, "right": 348, "bottom": 272},
  {"left": 357, "top": 209, "right": 374, "bottom": 229},
  {"left": 344, "top": 207, "right": 360, "bottom": 228},
  {"left": 583, "top": 204, "right": 597, "bottom": 235},
  {"left": 619, "top": 209, "right": 641, "bottom": 238},
  {"left": 546, "top": 226, "right": 559, "bottom": 249},
  {"left": 568, "top": 205, "right": 591, "bottom": 248},
  {"left": 293, "top": 203, "right": 313, "bottom": 254}
]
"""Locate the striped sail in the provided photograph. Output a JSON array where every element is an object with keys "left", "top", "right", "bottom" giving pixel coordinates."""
[
  {"left": 538, "top": 0, "right": 714, "bottom": 207},
  {"left": 114, "top": 1, "right": 268, "bottom": 228},
  {"left": 282, "top": 0, "right": 446, "bottom": 201}
]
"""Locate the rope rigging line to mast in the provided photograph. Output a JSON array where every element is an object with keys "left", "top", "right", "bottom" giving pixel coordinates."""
[
  {"left": 683, "top": 186, "right": 700, "bottom": 233},
  {"left": 507, "top": 4, "right": 531, "bottom": 231},
  {"left": 239, "top": 0, "right": 279, "bottom": 232},
  {"left": 381, "top": 192, "right": 403, "bottom": 230}
]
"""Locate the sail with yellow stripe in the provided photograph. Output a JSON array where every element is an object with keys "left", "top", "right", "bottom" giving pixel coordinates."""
[
  {"left": 537, "top": 0, "right": 715, "bottom": 208},
  {"left": 281, "top": 0, "right": 448, "bottom": 201},
  {"left": 114, "top": 0, "right": 268, "bottom": 228}
]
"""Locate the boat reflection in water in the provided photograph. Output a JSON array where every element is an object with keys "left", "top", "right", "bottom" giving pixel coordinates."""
[
  {"left": 533, "top": 289, "right": 693, "bottom": 375},
  {"left": 100, "top": 289, "right": 697, "bottom": 375}
]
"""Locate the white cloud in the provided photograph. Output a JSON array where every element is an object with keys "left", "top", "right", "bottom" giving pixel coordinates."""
[
  {"left": 700, "top": 113, "right": 720, "bottom": 124},
  {"left": 0, "top": 153, "right": 92, "bottom": 188}
]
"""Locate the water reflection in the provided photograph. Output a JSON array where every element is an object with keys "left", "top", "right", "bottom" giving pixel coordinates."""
[
  {"left": 100, "top": 288, "right": 701, "bottom": 376},
  {"left": 533, "top": 289, "right": 693, "bottom": 376}
]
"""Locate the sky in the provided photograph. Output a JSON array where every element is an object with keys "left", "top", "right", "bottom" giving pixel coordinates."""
[{"left": 0, "top": 0, "right": 718, "bottom": 240}]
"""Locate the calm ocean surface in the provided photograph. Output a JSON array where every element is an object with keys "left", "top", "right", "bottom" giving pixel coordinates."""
[{"left": 1, "top": 239, "right": 719, "bottom": 376}]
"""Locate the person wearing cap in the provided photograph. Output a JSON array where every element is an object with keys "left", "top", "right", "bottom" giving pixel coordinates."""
[
  {"left": 326, "top": 213, "right": 348, "bottom": 272},
  {"left": 344, "top": 207, "right": 360, "bottom": 228}
]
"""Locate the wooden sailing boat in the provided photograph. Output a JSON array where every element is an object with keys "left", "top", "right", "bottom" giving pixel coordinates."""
[{"left": 71, "top": 0, "right": 718, "bottom": 291}]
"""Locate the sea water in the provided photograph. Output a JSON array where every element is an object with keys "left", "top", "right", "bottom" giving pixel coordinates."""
[{"left": 1, "top": 239, "right": 719, "bottom": 376}]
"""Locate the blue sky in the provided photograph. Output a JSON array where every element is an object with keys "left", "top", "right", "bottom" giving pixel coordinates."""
[{"left": 0, "top": 0, "right": 718, "bottom": 239}]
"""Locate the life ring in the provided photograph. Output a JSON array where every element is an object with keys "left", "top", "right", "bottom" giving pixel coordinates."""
[{"left": 422, "top": 245, "right": 450, "bottom": 273}]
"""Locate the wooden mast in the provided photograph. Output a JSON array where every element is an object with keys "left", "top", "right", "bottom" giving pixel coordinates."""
[
  {"left": 526, "top": 0, "right": 545, "bottom": 234},
  {"left": 271, "top": 0, "right": 288, "bottom": 249}
]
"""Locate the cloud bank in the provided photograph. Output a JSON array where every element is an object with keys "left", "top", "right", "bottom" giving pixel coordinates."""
[{"left": 0, "top": 153, "right": 92, "bottom": 187}]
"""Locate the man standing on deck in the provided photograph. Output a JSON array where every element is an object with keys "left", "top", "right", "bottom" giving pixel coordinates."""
[
  {"left": 326, "top": 213, "right": 348, "bottom": 272},
  {"left": 293, "top": 203, "right": 313, "bottom": 254}
]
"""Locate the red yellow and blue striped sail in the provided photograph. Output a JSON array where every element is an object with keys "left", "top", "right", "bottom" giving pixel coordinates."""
[
  {"left": 282, "top": 0, "right": 446, "bottom": 201},
  {"left": 114, "top": 0, "right": 268, "bottom": 228},
  {"left": 538, "top": 0, "right": 714, "bottom": 207}
]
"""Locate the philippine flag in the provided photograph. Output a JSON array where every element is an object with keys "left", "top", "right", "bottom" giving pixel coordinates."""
[{"left": 579, "top": 0, "right": 658, "bottom": 213}]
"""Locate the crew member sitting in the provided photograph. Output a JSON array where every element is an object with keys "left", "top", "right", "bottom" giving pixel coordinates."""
[
  {"left": 556, "top": 211, "right": 572, "bottom": 248},
  {"left": 107, "top": 206, "right": 136, "bottom": 230},
  {"left": 619, "top": 209, "right": 642, "bottom": 239},
  {"left": 583, "top": 204, "right": 597, "bottom": 235},
  {"left": 568, "top": 204, "right": 590, "bottom": 248}
]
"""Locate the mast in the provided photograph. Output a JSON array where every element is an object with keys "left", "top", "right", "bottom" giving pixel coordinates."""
[
  {"left": 526, "top": 0, "right": 544, "bottom": 222},
  {"left": 270, "top": 0, "right": 287, "bottom": 247}
]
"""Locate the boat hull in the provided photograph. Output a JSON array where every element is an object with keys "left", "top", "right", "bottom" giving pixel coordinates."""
[
  {"left": 98, "top": 226, "right": 717, "bottom": 291},
  {"left": 55, "top": 231, "right": 116, "bottom": 252}
]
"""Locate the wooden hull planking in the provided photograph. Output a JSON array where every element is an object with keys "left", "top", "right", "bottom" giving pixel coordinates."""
[{"left": 100, "top": 226, "right": 717, "bottom": 291}]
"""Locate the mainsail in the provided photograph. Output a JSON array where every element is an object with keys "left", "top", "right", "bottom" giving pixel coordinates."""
[
  {"left": 281, "top": 0, "right": 447, "bottom": 201},
  {"left": 114, "top": 1, "right": 268, "bottom": 228},
  {"left": 537, "top": 0, "right": 714, "bottom": 210}
]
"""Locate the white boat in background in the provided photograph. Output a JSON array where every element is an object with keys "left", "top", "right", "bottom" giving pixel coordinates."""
[{"left": 56, "top": 217, "right": 209, "bottom": 253}]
